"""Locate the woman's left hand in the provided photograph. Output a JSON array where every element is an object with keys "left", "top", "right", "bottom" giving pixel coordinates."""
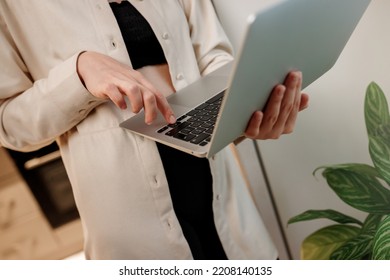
[{"left": 244, "top": 71, "right": 309, "bottom": 140}]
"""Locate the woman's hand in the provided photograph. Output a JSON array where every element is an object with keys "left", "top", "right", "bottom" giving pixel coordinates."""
[
  {"left": 244, "top": 71, "right": 309, "bottom": 140},
  {"left": 77, "top": 51, "right": 176, "bottom": 125}
]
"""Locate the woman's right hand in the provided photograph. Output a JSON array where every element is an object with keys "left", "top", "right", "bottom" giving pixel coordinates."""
[{"left": 76, "top": 51, "right": 176, "bottom": 125}]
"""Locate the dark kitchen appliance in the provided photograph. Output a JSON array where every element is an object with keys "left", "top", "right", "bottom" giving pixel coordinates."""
[{"left": 6, "top": 142, "right": 79, "bottom": 228}]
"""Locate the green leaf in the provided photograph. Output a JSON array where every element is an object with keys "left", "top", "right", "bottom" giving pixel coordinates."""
[
  {"left": 369, "top": 134, "right": 390, "bottom": 186},
  {"left": 301, "top": 225, "right": 360, "bottom": 259},
  {"left": 330, "top": 233, "right": 373, "bottom": 260},
  {"left": 288, "top": 209, "right": 363, "bottom": 226},
  {"left": 365, "top": 82, "right": 390, "bottom": 137},
  {"left": 364, "top": 82, "right": 390, "bottom": 186},
  {"left": 372, "top": 215, "right": 390, "bottom": 259},
  {"left": 321, "top": 167, "right": 390, "bottom": 214},
  {"left": 314, "top": 163, "right": 380, "bottom": 178},
  {"left": 330, "top": 214, "right": 382, "bottom": 260},
  {"left": 361, "top": 213, "right": 384, "bottom": 232}
]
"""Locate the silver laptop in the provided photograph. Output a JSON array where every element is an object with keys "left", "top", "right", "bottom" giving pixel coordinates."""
[{"left": 120, "top": 0, "right": 371, "bottom": 158}]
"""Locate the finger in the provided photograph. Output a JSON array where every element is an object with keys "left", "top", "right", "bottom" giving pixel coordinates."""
[
  {"left": 110, "top": 72, "right": 144, "bottom": 113},
  {"left": 141, "top": 89, "right": 175, "bottom": 125},
  {"left": 105, "top": 83, "right": 127, "bottom": 110},
  {"left": 259, "top": 84, "right": 285, "bottom": 133},
  {"left": 299, "top": 93, "right": 309, "bottom": 111},
  {"left": 244, "top": 111, "right": 263, "bottom": 139},
  {"left": 155, "top": 92, "right": 176, "bottom": 124},
  {"left": 290, "top": 71, "right": 303, "bottom": 114},
  {"left": 139, "top": 90, "right": 159, "bottom": 125},
  {"left": 273, "top": 71, "right": 301, "bottom": 134},
  {"left": 283, "top": 93, "right": 310, "bottom": 134},
  {"left": 283, "top": 72, "right": 303, "bottom": 133},
  {"left": 121, "top": 83, "right": 144, "bottom": 113}
]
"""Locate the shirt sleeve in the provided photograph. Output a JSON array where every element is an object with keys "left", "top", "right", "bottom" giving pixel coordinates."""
[
  {"left": 0, "top": 19, "right": 103, "bottom": 152},
  {"left": 179, "top": 0, "right": 234, "bottom": 76}
]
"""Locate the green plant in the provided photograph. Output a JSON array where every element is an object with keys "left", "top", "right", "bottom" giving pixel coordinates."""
[{"left": 288, "top": 82, "right": 390, "bottom": 260}]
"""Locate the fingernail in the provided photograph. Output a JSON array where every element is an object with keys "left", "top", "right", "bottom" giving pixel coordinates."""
[{"left": 169, "top": 115, "right": 176, "bottom": 124}]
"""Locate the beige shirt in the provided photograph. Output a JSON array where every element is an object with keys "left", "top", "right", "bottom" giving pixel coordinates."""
[{"left": 0, "top": 0, "right": 277, "bottom": 259}]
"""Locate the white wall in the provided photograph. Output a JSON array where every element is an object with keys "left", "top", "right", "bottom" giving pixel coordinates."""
[{"left": 214, "top": 0, "right": 390, "bottom": 259}]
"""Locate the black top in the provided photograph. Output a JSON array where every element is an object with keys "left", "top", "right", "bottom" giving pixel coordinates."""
[
  {"left": 110, "top": 1, "right": 227, "bottom": 259},
  {"left": 110, "top": 1, "right": 167, "bottom": 69}
]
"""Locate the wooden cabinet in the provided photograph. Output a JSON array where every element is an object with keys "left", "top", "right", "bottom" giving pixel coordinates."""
[{"left": 0, "top": 147, "right": 83, "bottom": 259}]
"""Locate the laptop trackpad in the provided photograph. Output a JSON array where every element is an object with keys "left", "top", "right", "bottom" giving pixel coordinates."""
[{"left": 168, "top": 75, "right": 228, "bottom": 108}]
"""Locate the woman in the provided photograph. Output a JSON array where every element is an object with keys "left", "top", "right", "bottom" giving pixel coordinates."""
[{"left": 0, "top": 0, "right": 308, "bottom": 259}]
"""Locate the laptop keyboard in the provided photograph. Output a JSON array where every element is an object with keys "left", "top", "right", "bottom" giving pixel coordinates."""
[{"left": 157, "top": 91, "right": 225, "bottom": 146}]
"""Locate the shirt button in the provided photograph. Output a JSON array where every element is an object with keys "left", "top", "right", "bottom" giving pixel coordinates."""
[
  {"left": 96, "top": 4, "right": 102, "bottom": 10},
  {"left": 216, "top": 194, "right": 220, "bottom": 201},
  {"left": 162, "top": 32, "right": 169, "bottom": 40},
  {"left": 78, "top": 109, "right": 86, "bottom": 115},
  {"left": 176, "top": 73, "right": 184, "bottom": 80}
]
